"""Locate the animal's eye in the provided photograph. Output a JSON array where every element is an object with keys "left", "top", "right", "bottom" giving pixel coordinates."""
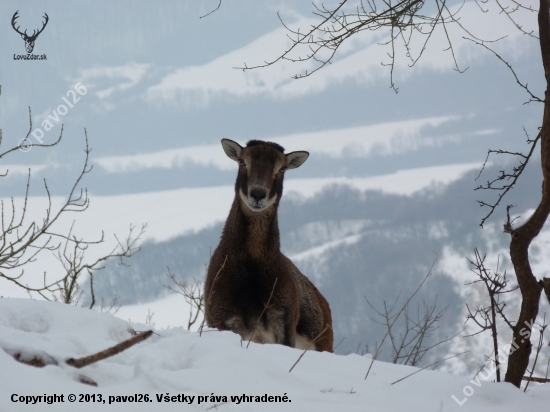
[
  {"left": 239, "top": 159, "right": 246, "bottom": 167},
  {"left": 279, "top": 166, "right": 287, "bottom": 173}
]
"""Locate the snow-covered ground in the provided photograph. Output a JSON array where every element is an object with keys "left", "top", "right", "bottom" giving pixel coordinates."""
[
  {"left": 1, "top": 298, "right": 548, "bottom": 411},
  {"left": 115, "top": 293, "right": 201, "bottom": 332}
]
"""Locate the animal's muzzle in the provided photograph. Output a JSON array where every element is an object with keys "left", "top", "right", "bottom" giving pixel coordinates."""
[{"left": 249, "top": 187, "right": 268, "bottom": 209}]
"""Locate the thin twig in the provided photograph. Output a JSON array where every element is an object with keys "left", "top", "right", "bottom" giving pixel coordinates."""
[
  {"left": 202, "top": 255, "right": 228, "bottom": 336},
  {"left": 289, "top": 325, "right": 330, "bottom": 373},
  {"left": 200, "top": 0, "right": 222, "bottom": 19},
  {"left": 234, "top": 0, "right": 471, "bottom": 86},
  {"left": 365, "top": 256, "right": 437, "bottom": 379},
  {"left": 205, "top": 401, "right": 229, "bottom": 411},
  {"left": 66, "top": 330, "right": 153, "bottom": 368},
  {"left": 391, "top": 351, "right": 469, "bottom": 385},
  {"left": 198, "top": 318, "right": 207, "bottom": 337},
  {"left": 474, "top": 125, "right": 541, "bottom": 226},
  {"left": 524, "top": 314, "right": 547, "bottom": 392},
  {"left": 206, "top": 255, "right": 228, "bottom": 307},
  {"left": 0, "top": 107, "right": 63, "bottom": 160},
  {"left": 464, "top": 37, "right": 543, "bottom": 104},
  {"left": 334, "top": 336, "right": 346, "bottom": 351},
  {"left": 247, "top": 277, "right": 278, "bottom": 348},
  {"left": 522, "top": 376, "right": 550, "bottom": 383}
]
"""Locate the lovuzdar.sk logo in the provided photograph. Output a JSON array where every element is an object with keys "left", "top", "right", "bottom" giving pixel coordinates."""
[{"left": 11, "top": 10, "right": 49, "bottom": 60}]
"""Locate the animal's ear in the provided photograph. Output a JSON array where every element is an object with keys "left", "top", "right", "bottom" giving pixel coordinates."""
[
  {"left": 221, "top": 139, "right": 243, "bottom": 162},
  {"left": 286, "top": 151, "right": 309, "bottom": 169}
]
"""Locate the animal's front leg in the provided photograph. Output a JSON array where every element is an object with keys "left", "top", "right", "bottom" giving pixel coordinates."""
[
  {"left": 278, "top": 306, "right": 297, "bottom": 348},
  {"left": 264, "top": 308, "right": 295, "bottom": 347},
  {"left": 283, "top": 320, "right": 297, "bottom": 348}
]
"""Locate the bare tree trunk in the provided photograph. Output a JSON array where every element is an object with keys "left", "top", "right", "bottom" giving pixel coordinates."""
[
  {"left": 542, "top": 278, "right": 550, "bottom": 305},
  {"left": 505, "top": 0, "right": 550, "bottom": 388}
]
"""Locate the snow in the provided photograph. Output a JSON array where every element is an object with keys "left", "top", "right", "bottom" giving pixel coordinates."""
[
  {"left": 143, "top": 1, "right": 537, "bottom": 105},
  {"left": 94, "top": 116, "right": 459, "bottom": 173},
  {"left": 436, "top": 217, "right": 550, "bottom": 377},
  {"left": 3, "top": 161, "right": 481, "bottom": 249},
  {"left": 0, "top": 161, "right": 480, "bottom": 301},
  {"left": 114, "top": 293, "right": 202, "bottom": 332},
  {"left": 285, "top": 162, "right": 481, "bottom": 198},
  {"left": 289, "top": 234, "right": 362, "bottom": 262},
  {"left": 1, "top": 298, "right": 548, "bottom": 411},
  {"left": 74, "top": 63, "right": 152, "bottom": 100}
]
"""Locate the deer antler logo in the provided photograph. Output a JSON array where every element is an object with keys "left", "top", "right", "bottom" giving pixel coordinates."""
[{"left": 11, "top": 11, "right": 49, "bottom": 54}]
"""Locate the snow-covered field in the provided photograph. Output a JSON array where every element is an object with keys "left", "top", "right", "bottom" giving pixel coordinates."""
[
  {"left": 5, "top": 161, "right": 482, "bottom": 245},
  {"left": 1, "top": 298, "right": 548, "bottom": 411},
  {"left": 94, "top": 116, "right": 461, "bottom": 173}
]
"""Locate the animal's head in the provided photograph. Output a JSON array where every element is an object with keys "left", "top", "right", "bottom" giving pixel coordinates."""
[
  {"left": 221, "top": 139, "right": 309, "bottom": 212},
  {"left": 11, "top": 11, "right": 49, "bottom": 54}
]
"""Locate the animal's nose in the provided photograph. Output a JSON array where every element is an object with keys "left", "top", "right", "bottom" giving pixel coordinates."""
[{"left": 250, "top": 188, "right": 267, "bottom": 203}]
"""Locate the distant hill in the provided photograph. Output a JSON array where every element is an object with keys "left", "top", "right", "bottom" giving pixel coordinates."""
[{"left": 86, "top": 159, "right": 545, "bottom": 370}]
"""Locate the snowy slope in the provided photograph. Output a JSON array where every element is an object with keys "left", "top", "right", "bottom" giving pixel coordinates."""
[
  {"left": 1, "top": 1, "right": 548, "bottom": 404},
  {"left": 0, "top": 161, "right": 481, "bottom": 303},
  {"left": 2, "top": 161, "right": 482, "bottom": 246},
  {"left": 1, "top": 298, "right": 548, "bottom": 412},
  {"left": 93, "top": 116, "right": 459, "bottom": 173}
]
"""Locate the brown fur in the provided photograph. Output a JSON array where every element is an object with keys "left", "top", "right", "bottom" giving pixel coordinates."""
[{"left": 204, "top": 139, "right": 333, "bottom": 352}]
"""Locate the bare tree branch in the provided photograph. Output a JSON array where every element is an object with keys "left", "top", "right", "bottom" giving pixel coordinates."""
[
  {"left": 0, "top": 115, "right": 145, "bottom": 305},
  {"left": 475, "top": 129, "right": 541, "bottom": 227},
  {"left": 165, "top": 269, "right": 205, "bottom": 330},
  {"left": 523, "top": 314, "right": 547, "bottom": 392},
  {"left": 11, "top": 330, "right": 152, "bottom": 369},
  {"left": 0, "top": 107, "right": 62, "bottom": 161},
  {"left": 365, "top": 256, "right": 437, "bottom": 380},
  {"left": 495, "top": 0, "right": 539, "bottom": 39},
  {"left": 464, "top": 37, "right": 544, "bottom": 104},
  {"left": 200, "top": 0, "right": 222, "bottom": 19},
  {"left": 235, "top": 0, "right": 475, "bottom": 90},
  {"left": 66, "top": 330, "right": 153, "bottom": 368},
  {"left": 465, "top": 248, "right": 518, "bottom": 381},
  {"left": 366, "top": 292, "right": 456, "bottom": 367}
]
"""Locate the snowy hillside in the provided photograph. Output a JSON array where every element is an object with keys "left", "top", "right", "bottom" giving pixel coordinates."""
[
  {"left": 1, "top": 298, "right": 549, "bottom": 412},
  {"left": 2, "top": 0, "right": 550, "bottom": 400},
  {"left": 68, "top": 159, "right": 546, "bottom": 368},
  {"left": 2, "top": 157, "right": 547, "bottom": 372},
  {"left": 0, "top": 0, "right": 543, "bottom": 197}
]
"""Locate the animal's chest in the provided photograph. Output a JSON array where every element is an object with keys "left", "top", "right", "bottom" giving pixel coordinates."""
[
  {"left": 236, "top": 259, "right": 275, "bottom": 289},
  {"left": 227, "top": 259, "right": 279, "bottom": 307}
]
